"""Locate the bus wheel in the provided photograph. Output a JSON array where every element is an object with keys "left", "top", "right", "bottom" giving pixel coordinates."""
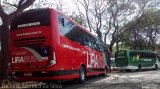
[
  {"left": 155, "top": 64, "right": 158, "bottom": 70},
  {"left": 79, "top": 66, "right": 86, "bottom": 83},
  {"left": 138, "top": 65, "right": 142, "bottom": 71}
]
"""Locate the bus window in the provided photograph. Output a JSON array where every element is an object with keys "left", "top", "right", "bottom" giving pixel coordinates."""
[
  {"left": 129, "top": 52, "right": 156, "bottom": 59},
  {"left": 11, "top": 9, "right": 50, "bottom": 30},
  {"left": 58, "top": 14, "right": 104, "bottom": 53}
]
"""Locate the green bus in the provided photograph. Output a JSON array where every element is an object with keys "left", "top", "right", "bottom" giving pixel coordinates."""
[{"left": 115, "top": 50, "right": 160, "bottom": 71}]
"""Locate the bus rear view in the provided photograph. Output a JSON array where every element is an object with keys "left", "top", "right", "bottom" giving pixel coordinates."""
[
  {"left": 115, "top": 50, "right": 128, "bottom": 69},
  {"left": 9, "top": 8, "right": 58, "bottom": 81}
]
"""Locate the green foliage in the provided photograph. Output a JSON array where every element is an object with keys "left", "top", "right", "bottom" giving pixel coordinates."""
[
  {"left": 120, "top": 10, "right": 160, "bottom": 51},
  {"left": 69, "top": 14, "right": 85, "bottom": 25}
]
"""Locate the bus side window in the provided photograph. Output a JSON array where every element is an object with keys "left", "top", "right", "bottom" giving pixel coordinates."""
[
  {"left": 95, "top": 40, "right": 102, "bottom": 52},
  {"left": 83, "top": 36, "right": 89, "bottom": 46},
  {"left": 83, "top": 34, "right": 92, "bottom": 48},
  {"left": 58, "top": 14, "right": 64, "bottom": 26},
  {"left": 60, "top": 18, "right": 64, "bottom": 26}
]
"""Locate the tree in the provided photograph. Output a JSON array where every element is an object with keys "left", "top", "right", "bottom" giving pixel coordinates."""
[
  {"left": 73, "top": 0, "right": 108, "bottom": 39},
  {"left": 29, "top": 0, "right": 64, "bottom": 13},
  {"left": 106, "top": 0, "right": 150, "bottom": 51},
  {"left": 29, "top": 0, "right": 53, "bottom": 9},
  {"left": 73, "top": 0, "right": 150, "bottom": 52},
  {"left": 69, "top": 12, "right": 85, "bottom": 25},
  {"left": 0, "top": 0, "right": 36, "bottom": 80},
  {"left": 121, "top": 10, "right": 160, "bottom": 50}
]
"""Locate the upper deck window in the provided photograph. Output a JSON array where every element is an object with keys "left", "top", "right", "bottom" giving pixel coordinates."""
[{"left": 58, "top": 13, "right": 103, "bottom": 52}]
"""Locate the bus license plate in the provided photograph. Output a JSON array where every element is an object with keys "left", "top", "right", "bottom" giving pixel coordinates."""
[{"left": 24, "top": 73, "right": 32, "bottom": 76}]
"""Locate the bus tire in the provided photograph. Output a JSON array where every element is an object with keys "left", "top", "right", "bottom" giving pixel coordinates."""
[
  {"left": 79, "top": 66, "right": 86, "bottom": 83},
  {"left": 155, "top": 64, "right": 158, "bottom": 70},
  {"left": 138, "top": 65, "right": 142, "bottom": 71}
]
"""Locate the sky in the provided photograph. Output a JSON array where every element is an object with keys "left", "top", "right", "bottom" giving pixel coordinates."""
[{"left": 1, "top": 0, "right": 160, "bottom": 44}]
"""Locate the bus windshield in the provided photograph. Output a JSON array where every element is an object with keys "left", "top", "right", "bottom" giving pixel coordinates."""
[
  {"left": 115, "top": 50, "right": 126, "bottom": 60},
  {"left": 11, "top": 8, "right": 50, "bottom": 30}
]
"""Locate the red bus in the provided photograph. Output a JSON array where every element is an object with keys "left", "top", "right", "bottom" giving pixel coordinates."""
[{"left": 8, "top": 8, "right": 107, "bottom": 82}]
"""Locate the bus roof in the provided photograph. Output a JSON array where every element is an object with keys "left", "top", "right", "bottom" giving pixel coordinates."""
[{"left": 116, "top": 50, "right": 156, "bottom": 53}]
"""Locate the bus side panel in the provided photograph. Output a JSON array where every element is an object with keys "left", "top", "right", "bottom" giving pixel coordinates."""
[
  {"left": 59, "top": 35, "right": 76, "bottom": 70},
  {"left": 49, "top": 9, "right": 105, "bottom": 79}
]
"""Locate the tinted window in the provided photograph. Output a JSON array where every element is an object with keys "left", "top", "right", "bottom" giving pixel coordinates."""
[
  {"left": 129, "top": 51, "right": 156, "bottom": 59},
  {"left": 58, "top": 14, "right": 102, "bottom": 52},
  {"left": 11, "top": 8, "right": 50, "bottom": 30}
]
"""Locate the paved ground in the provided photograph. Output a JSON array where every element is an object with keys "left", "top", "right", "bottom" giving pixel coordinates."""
[
  {"left": 1, "top": 69, "right": 160, "bottom": 89},
  {"left": 63, "top": 69, "right": 160, "bottom": 89}
]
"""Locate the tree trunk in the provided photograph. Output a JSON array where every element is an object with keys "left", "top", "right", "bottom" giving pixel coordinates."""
[
  {"left": 0, "top": 0, "right": 36, "bottom": 81},
  {"left": 0, "top": 26, "right": 1, "bottom": 78},
  {"left": 96, "top": 29, "right": 102, "bottom": 40},
  {"left": 104, "top": 33, "right": 107, "bottom": 44},
  {"left": 0, "top": 17, "right": 10, "bottom": 80},
  {"left": 109, "top": 41, "right": 115, "bottom": 52},
  {"left": 116, "top": 40, "right": 119, "bottom": 50}
]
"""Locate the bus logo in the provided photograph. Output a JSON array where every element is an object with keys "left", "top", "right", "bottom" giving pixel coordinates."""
[
  {"left": 11, "top": 56, "right": 36, "bottom": 64},
  {"left": 87, "top": 52, "right": 98, "bottom": 68},
  {"left": 12, "top": 56, "right": 25, "bottom": 63}
]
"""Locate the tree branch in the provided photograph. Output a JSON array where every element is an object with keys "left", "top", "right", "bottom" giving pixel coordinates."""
[
  {"left": 18, "top": 0, "right": 25, "bottom": 8},
  {"left": 0, "top": 2, "right": 7, "bottom": 17},
  {"left": 9, "top": 0, "right": 36, "bottom": 17},
  {"left": 3, "top": 2, "right": 18, "bottom": 8}
]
